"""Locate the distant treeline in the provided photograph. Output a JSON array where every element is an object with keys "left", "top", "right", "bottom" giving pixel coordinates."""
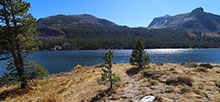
[{"left": 38, "top": 25, "right": 220, "bottom": 50}]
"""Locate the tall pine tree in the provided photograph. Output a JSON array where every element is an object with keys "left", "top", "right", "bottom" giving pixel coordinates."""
[
  {"left": 129, "top": 38, "right": 150, "bottom": 68},
  {"left": 0, "top": 0, "right": 47, "bottom": 88}
]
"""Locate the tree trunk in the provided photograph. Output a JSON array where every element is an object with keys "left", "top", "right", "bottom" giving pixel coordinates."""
[
  {"left": 11, "top": 46, "right": 27, "bottom": 89},
  {"left": 16, "top": 44, "right": 27, "bottom": 88},
  {"left": 20, "top": 78, "right": 28, "bottom": 89},
  {"left": 109, "top": 66, "right": 113, "bottom": 90},
  {"left": 109, "top": 74, "right": 113, "bottom": 90}
]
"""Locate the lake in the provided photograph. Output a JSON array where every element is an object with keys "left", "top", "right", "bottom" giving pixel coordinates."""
[{"left": 1, "top": 49, "right": 220, "bottom": 75}]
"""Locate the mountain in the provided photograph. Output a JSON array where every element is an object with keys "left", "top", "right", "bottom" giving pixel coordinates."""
[
  {"left": 37, "top": 13, "right": 220, "bottom": 50},
  {"left": 37, "top": 14, "right": 118, "bottom": 37},
  {"left": 148, "top": 7, "right": 220, "bottom": 32}
]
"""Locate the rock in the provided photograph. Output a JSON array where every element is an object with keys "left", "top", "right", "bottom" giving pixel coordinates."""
[
  {"left": 216, "top": 71, "right": 220, "bottom": 73},
  {"left": 156, "top": 63, "right": 164, "bottom": 66},
  {"left": 180, "top": 63, "right": 185, "bottom": 65},
  {"left": 95, "top": 64, "right": 105, "bottom": 68},
  {"left": 169, "top": 68, "right": 175, "bottom": 71},
  {"left": 141, "top": 95, "right": 155, "bottom": 102},
  {"left": 214, "top": 65, "right": 220, "bottom": 67},
  {"left": 198, "top": 63, "right": 213, "bottom": 69}
]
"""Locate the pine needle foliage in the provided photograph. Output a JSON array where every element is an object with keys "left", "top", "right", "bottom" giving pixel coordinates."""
[
  {"left": 0, "top": 0, "right": 48, "bottom": 88},
  {"left": 101, "top": 50, "right": 120, "bottom": 90},
  {"left": 129, "top": 38, "right": 150, "bottom": 68}
]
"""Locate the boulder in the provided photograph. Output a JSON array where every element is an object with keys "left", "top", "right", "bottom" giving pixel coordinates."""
[
  {"left": 214, "top": 65, "right": 220, "bottom": 67},
  {"left": 156, "top": 63, "right": 164, "bottom": 66},
  {"left": 198, "top": 63, "right": 213, "bottom": 69},
  {"left": 141, "top": 95, "right": 155, "bottom": 102},
  {"left": 180, "top": 63, "right": 185, "bottom": 65}
]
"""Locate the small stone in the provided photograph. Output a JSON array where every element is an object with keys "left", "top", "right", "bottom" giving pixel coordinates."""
[
  {"left": 141, "top": 95, "right": 155, "bottom": 102},
  {"left": 170, "top": 68, "right": 175, "bottom": 71},
  {"left": 214, "top": 65, "right": 220, "bottom": 67}
]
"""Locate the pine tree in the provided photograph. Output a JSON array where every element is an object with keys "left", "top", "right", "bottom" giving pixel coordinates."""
[
  {"left": 101, "top": 50, "right": 120, "bottom": 90},
  {"left": 129, "top": 38, "right": 150, "bottom": 68},
  {"left": 0, "top": 0, "right": 48, "bottom": 88}
]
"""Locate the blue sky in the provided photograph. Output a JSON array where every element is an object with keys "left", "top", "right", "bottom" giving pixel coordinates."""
[{"left": 27, "top": 0, "right": 220, "bottom": 27}]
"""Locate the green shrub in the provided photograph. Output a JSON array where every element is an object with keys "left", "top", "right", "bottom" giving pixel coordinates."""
[
  {"left": 203, "top": 92, "right": 208, "bottom": 98},
  {"left": 215, "top": 82, "right": 220, "bottom": 88}
]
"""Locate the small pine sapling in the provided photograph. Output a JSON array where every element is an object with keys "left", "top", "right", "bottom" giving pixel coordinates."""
[{"left": 101, "top": 50, "right": 120, "bottom": 90}]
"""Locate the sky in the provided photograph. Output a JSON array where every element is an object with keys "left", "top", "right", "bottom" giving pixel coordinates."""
[{"left": 26, "top": 0, "right": 220, "bottom": 27}]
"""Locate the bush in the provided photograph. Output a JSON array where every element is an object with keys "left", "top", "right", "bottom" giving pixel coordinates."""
[
  {"left": 194, "top": 67, "right": 208, "bottom": 72},
  {"left": 126, "top": 67, "right": 141, "bottom": 76},
  {"left": 198, "top": 63, "right": 213, "bottom": 69},
  {"left": 143, "top": 70, "right": 163, "bottom": 79},
  {"left": 203, "top": 92, "right": 208, "bottom": 98},
  {"left": 166, "top": 75, "right": 193, "bottom": 86},
  {"left": 185, "top": 62, "right": 198, "bottom": 68},
  {"left": 74, "top": 64, "right": 82, "bottom": 69},
  {"left": 215, "top": 82, "right": 220, "bottom": 88}
]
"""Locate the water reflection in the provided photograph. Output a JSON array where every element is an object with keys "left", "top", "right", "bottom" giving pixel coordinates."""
[{"left": 1, "top": 49, "right": 220, "bottom": 75}]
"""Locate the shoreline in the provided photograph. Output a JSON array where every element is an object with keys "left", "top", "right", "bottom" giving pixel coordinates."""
[
  {"left": 1, "top": 62, "right": 220, "bottom": 77},
  {"left": 36, "top": 48, "right": 220, "bottom": 51}
]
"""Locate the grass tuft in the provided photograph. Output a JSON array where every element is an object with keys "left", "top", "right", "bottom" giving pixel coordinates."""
[
  {"left": 166, "top": 75, "right": 193, "bottom": 86},
  {"left": 143, "top": 70, "right": 164, "bottom": 79},
  {"left": 194, "top": 67, "right": 209, "bottom": 72},
  {"left": 185, "top": 62, "right": 198, "bottom": 68}
]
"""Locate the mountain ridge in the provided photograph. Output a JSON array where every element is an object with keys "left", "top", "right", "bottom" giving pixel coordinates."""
[
  {"left": 148, "top": 7, "right": 220, "bottom": 32},
  {"left": 37, "top": 14, "right": 118, "bottom": 27},
  {"left": 37, "top": 14, "right": 118, "bottom": 37},
  {"left": 36, "top": 10, "right": 220, "bottom": 50}
]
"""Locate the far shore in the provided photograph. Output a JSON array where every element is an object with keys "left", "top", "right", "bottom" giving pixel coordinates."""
[{"left": 37, "top": 48, "right": 220, "bottom": 51}]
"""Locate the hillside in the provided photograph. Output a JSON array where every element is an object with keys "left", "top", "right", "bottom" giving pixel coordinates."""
[
  {"left": 0, "top": 63, "right": 219, "bottom": 102},
  {"left": 148, "top": 7, "right": 220, "bottom": 32},
  {"left": 37, "top": 14, "right": 118, "bottom": 37},
  {"left": 37, "top": 11, "right": 220, "bottom": 50}
]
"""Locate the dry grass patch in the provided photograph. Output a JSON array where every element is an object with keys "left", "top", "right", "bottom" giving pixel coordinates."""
[
  {"left": 180, "top": 85, "right": 191, "bottom": 93},
  {"left": 143, "top": 70, "right": 165, "bottom": 79},
  {"left": 42, "top": 91, "right": 59, "bottom": 102},
  {"left": 166, "top": 75, "right": 193, "bottom": 86},
  {"left": 126, "top": 67, "right": 142, "bottom": 76},
  {"left": 0, "top": 63, "right": 219, "bottom": 102},
  {"left": 184, "top": 62, "right": 198, "bottom": 68},
  {"left": 194, "top": 67, "right": 209, "bottom": 72}
]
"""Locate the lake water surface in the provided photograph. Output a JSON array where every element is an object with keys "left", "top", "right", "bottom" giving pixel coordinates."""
[{"left": 1, "top": 49, "right": 220, "bottom": 75}]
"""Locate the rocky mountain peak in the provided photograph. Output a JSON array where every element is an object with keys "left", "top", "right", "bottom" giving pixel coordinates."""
[
  {"left": 190, "top": 7, "right": 205, "bottom": 16},
  {"left": 191, "top": 7, "right": 204, "bottom": 13},
  {"left": 148, "top": 7, "right": 220, "bottom": 32}
]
